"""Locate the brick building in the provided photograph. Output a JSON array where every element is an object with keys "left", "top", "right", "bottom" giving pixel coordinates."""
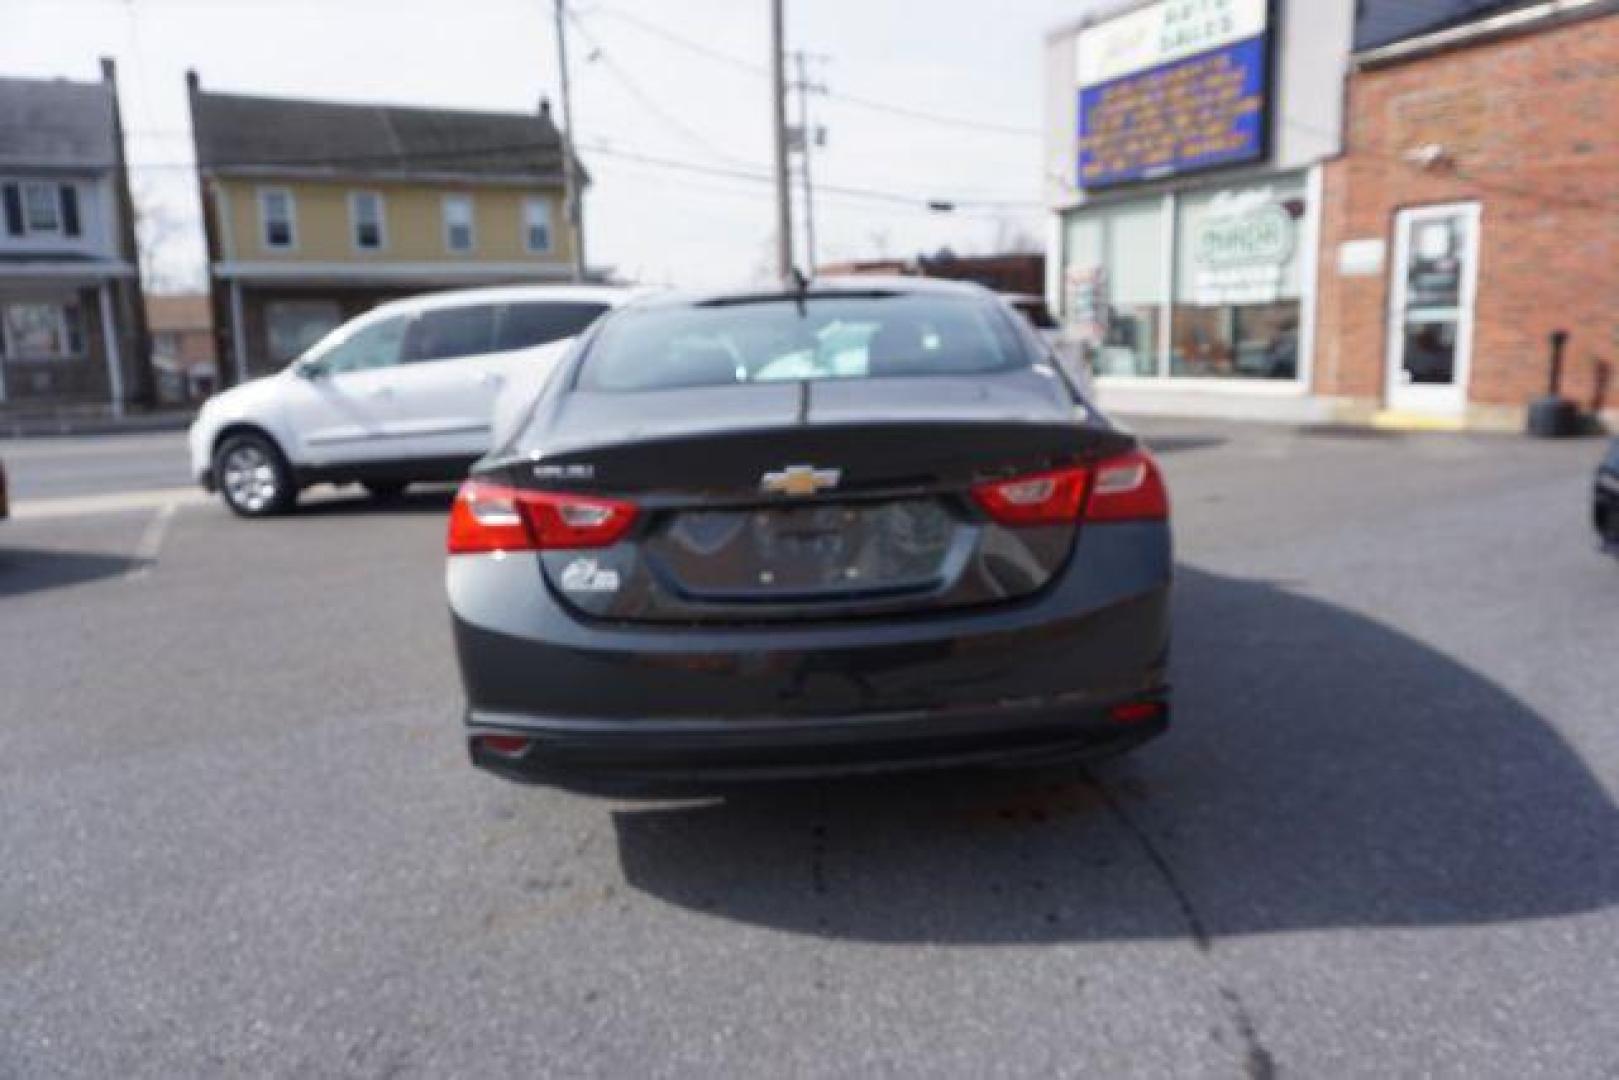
[
  {"left": 1043, "top": 0, "right": 1619, "bottom": 430},
  {"left": 1315, "top": 3, "right": 1619, "bottom": 428},
  {"left": 145, "top": 292, "right": 217, "bottom": 403}
]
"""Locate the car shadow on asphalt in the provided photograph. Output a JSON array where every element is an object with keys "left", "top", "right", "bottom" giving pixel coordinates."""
[
  {"left": 1144, "top": 434, "right": 1227, "bottom": 456},
  {"left": 0, "top": 547, "right": 139, "bottom": 598},
  {"left": 609, "top": 566, "right": 1619, "bottom": 942},
  {"left": 291, "top": 487, "right": 457, "bottom": 517}
]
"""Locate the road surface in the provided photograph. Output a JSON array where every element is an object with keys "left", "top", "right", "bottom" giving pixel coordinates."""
[{"left": 3, "top": 420, "right": 1616, "bottom": 1077}]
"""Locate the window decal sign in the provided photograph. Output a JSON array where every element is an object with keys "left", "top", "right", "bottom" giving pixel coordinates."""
[{"left": 1191, "top": 187, "right": 1297, "bottom": 305}]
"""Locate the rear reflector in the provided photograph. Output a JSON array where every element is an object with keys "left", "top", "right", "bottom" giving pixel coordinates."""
[
  {"left": 475, "top": 734, "right": 531, "bottom": 755},
  {"left": 971, "top": 467, "right": 1089, "bottom": 526},
  {"left": 448, "top": 480, "right": 638, "bottom": 554},
  {"left": 1108, "top": 700, "right": 1166, "bottom": 726}
]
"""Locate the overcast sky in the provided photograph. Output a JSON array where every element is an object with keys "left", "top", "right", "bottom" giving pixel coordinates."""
[{"left": 4, "top": 0, "right": 1082, "bottom": 291}]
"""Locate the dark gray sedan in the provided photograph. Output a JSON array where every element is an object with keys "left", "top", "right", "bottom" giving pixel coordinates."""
[
  {"left": 1597, "top": 437, "right": 1619, "bottom": 552},
  {"left": 446, "top": 279, "right": 1172, "bottom": 792}
]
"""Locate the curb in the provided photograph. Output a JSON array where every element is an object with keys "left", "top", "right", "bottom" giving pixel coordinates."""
[{"left": 0, "top": 412, "right": 195, "bottom": 439}]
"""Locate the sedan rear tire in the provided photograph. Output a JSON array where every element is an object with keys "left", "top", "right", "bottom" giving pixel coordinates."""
[{"left": 214, "top": 432, "right": 296, "bottom": 518}]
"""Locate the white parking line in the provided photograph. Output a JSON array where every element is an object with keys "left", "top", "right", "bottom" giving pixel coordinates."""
[
  {"left": 10, "top": 487, "right": 210, "bottom": 521},
  {"left": 125, "top": 502, "right": 180, "bottom": 581}
]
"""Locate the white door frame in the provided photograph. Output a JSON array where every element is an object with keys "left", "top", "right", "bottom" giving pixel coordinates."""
[{"left": 1385, "top": 202, "right": 1482, "bottom": 416}]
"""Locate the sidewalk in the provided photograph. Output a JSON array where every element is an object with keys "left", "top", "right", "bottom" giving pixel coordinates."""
[{"left": 0, "top": 408, "right": 196, "bottom": 439}]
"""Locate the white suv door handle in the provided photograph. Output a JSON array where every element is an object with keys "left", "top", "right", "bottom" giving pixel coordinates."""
[
  {"left": 477, "top": 372, "right": 504, "bottom": 387},
  {"left": 369, "top": 384, "right": 394, "bottom": 398}
]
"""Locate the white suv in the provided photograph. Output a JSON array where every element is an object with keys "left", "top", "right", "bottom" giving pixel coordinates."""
[{"left": 189, "top": 285, "right": 636, "bottom": 516}]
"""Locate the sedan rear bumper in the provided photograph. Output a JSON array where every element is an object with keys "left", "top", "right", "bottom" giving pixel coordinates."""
[
  {"left": 467, "top": 694, "right": 1168, "bottom": 793},
  {"left": 450, "top": 520, "right": 1173, "bottom": 792}
]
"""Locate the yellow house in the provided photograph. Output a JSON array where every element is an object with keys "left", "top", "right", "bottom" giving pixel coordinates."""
[{"left": 187, "top": 72, "right": 584, "bottom": 383}]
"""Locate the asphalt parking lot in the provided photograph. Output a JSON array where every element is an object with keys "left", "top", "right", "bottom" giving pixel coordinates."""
[{"left": 3, "top": 421, "right": 1617, "bottom": 1077}]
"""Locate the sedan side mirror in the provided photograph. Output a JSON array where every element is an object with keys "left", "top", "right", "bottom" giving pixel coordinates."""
[{"left": 295, "top": 358, "right": 328, "bottom": 380}]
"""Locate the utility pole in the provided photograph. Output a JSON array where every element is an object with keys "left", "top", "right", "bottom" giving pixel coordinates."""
[
  {"left": 790, "top": 50, "right": 826, "bottom": 275},
  {"left": 769, "top": 0, "right": 794, "bottom": 280},
  {"left": 554, "top": 0, "right": 586, "bottom": 281}
]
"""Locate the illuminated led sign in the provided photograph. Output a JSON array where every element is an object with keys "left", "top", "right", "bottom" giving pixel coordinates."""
[{"left": 1076, "top": 0, "right": 1272, "bottom": 188}]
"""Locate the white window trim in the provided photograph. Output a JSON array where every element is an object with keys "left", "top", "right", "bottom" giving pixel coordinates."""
[
  {"left": 442, "top": 194, "right": 476, "bottom": 254},
  {"left": 258, "top": 187, "right": 297, "bottom": 252},
  {"left": 21, "top": 180, "right": 63, "bottom": 236},
  {"left": 348, "top": 190, "right": 387, "bottom": 253},
  {"left": 522, "top": 196, "right": 554, "bottom": 254}
]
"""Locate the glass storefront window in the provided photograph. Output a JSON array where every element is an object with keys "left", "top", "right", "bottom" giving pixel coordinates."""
[
  {"left": 1062, "top": 198, "right": 1165, "bottom": 377},
  {"left": 1060, "top": 173, "right": 1309, "bottom": 384},
  {"left": 1171, "top": 178, "right": 1306, "bottom": 380}
]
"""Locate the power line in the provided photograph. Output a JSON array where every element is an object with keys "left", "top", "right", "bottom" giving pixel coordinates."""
[
  {"left": 83, "top": 132, "right": 1039, "bottom": 212},
  {"left": 582, "top": 2, "right": 1039, "bottom": 139},
  {"left": 563, "top": 7, "right": 756, "bottom": 169},
  {"left": 590, "top": 150, "right": 1016, "bottom": 222},
  {"left": 583, "top": 142, "right": 1032, "bottom": 218},
  {"left": 821, "top": 89, "right": 1040, "bottom": 138},
  {"left": 563, "top": 6, "right": 1039, "bottom": 215},
  {"left": 585, "top": 3, "right": 769, "bottom": 78}
]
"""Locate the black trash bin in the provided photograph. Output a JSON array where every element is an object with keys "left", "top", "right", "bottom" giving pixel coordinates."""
[{"left": 1527, "top": 330, "right": 1581, "bottom": 439}]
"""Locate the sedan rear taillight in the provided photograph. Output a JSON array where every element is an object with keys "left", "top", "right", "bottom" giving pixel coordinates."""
[
  {"left": 1084, "top": 449, "right": 1169, "bottom": 522},
  {"left": 972, "top": 449, "right": 1168, "bottom": 527},
  {"left": 448, "top": 480, "right": 638, "bottom": 554},
  {"left": 971, "top": 467, "right": 1089, "bottom": 526}
]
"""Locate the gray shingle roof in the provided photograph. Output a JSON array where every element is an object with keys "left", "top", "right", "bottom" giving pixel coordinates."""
[
  {"left": 0, "top": 74, "right": 117, "bottom": 170},
  {"left": 190, "top": 88, "right": 569, "bottom": 181},
  {"left": 1355, "top": 0, "right": 1544, "bottom": 51}
]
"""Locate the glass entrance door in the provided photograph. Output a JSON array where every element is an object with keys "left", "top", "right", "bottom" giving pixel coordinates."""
[{"left": 1386, "top": 204, "right": 1481, "bottom": 416}]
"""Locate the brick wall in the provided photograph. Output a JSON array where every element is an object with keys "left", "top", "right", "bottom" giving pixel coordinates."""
[{"left": 1315, "top": 12, "right": 1619, "bottom": 421}]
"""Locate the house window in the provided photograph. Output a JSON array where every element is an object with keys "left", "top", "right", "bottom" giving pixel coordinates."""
[
  {"left": 2, "top": 182, "right": 81, "bottom": 238},
  {"left": 265, "top": 300, "right": 343, "bottom": 363},
  {"left": 23, "top": 182, "right": 62, "bottom": 233},
  {"left": 523, "top": 198, "right": 553, "bottom": 253},
  {"left": 350, "top": 191, "right": 385, "bottom": 251},
  {"left": 443, "top": 195, "right": 474, "bottom": 253},
  {"left": 1, "top": 301, "right": 84, "bottom": 361},
  {"left": 259, "top": 189, "right": 295, "bottom": 250}
]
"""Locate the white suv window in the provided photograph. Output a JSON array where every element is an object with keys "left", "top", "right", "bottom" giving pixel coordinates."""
[
  {"left": 317, "top": 315, "right": 409, "bottom": 373},
  {"left": 401, "top": 305, "right": 498, "bottom": 363},
  {"left": 495, "top": 301, "right": 608, "bottom": 350}
]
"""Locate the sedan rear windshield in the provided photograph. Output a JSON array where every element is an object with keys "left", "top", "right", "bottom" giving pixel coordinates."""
[{"left": 576, "top": 293, "right": 1029, "bottom": 392}]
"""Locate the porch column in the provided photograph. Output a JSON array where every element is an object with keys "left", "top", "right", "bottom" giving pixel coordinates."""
[
  {"left": 97, "top": 283, "right": 125, "bottom": 418},
  {"left": 229, "top": 280, "right": 248, "bottom": 385}
]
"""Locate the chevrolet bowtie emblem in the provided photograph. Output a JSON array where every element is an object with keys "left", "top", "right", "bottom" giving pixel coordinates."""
[{"left": 760, "top": 465, "right": 842, "bottom": 497}]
